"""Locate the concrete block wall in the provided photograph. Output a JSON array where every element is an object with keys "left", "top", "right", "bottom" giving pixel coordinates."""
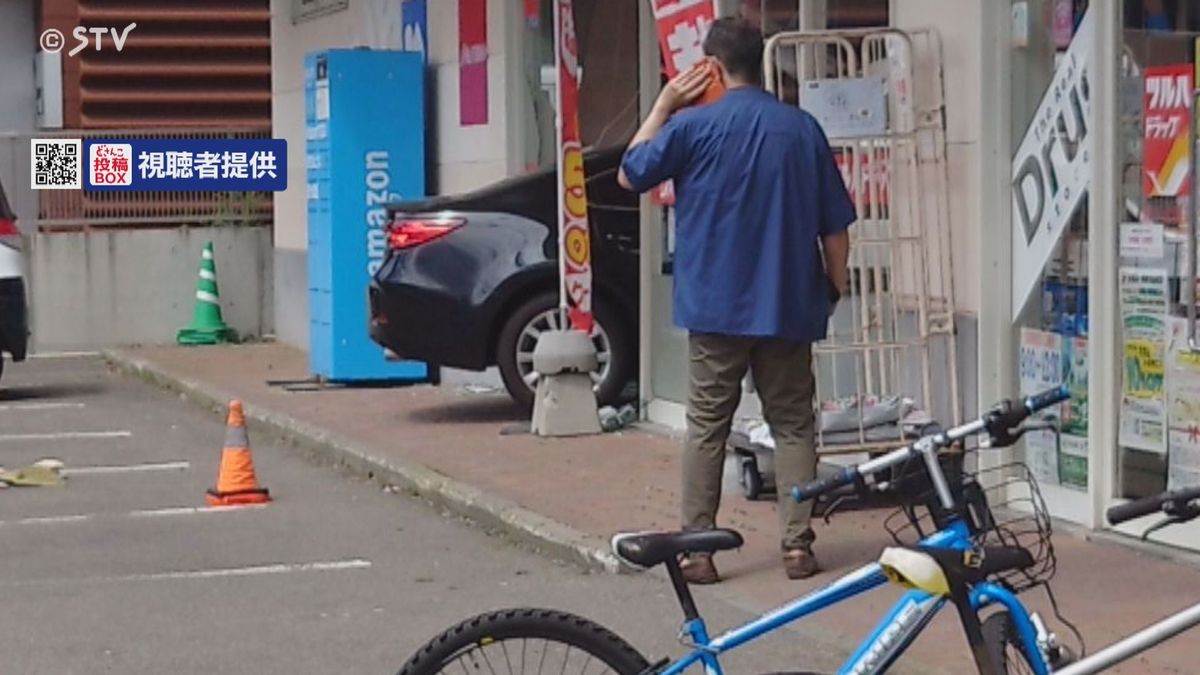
[{"left": 29, "top": 227, "right": 273, "bottom": 352}]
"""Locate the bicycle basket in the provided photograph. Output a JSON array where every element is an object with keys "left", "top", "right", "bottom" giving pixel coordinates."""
[{"left": 884, "top": 462, "right": 1055, "bottom": 593}]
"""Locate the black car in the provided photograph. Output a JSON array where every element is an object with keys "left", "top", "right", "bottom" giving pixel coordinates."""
[
  {"left": 0, "top": 176, "right": 28, "bottom": 382},
  {"left": 369, "top": 147, "right": 639, "bottom": 410}
]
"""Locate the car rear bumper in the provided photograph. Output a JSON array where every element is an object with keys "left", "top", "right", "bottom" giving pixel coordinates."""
[
  {"left": 368, "top": 281, "right": 489, "bottom": 371},
  {"left": 0, "top": 277, "right": 28, "bottom": 361}
]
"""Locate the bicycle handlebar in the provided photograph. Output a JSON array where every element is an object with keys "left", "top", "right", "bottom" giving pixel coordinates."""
[
  {"left": 1106, "top": 486, "right": 1200, "bottom": 525},
  {"left": 791, "top": 385, "right": 1070, "bottom": 505}
]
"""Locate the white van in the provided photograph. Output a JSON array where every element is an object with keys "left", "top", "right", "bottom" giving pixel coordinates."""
[{"left": 0, "top": 176, "right": 28, "bottom": 381}]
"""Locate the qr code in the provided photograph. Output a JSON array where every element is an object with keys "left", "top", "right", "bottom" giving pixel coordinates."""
[{"left": 31, "top": 139, "right": 82, "bottom": 190}]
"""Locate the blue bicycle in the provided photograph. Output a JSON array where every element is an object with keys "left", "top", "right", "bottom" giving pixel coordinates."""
[{"left": 400, "top": 387, "right": 1200, "bottom": 675}]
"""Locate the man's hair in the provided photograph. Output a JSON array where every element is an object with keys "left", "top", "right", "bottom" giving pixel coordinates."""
[{"left": 703, "top": 18, "right": 764, "bottom": 83}]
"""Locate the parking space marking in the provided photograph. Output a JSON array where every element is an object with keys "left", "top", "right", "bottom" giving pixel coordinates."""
[
  {"left": 25, "top": 351, "right": 101, "bottom": 359},
  {"left": 0, "top": 402, "right": 86, "bottom": 412},
  {"left": 8, "top": 559, "right": 373, "bottom": 587},
  {"left": 0, "top": 431, "right": 132, "bottom": 442},
  {"left": 129, "top": 504, "right": 268, "bottom": 518},
  {"left": 2, "top": 504, "right": 266, "bottom": 526},
  {"left": 63, "top": 461, "right": 189, "bottom": 476},
  {"left": 15, "top": 515, "right": 93, "bottom": 525},
  {"left": 98, "top": 559, "right": 373, "bottom": 583}
]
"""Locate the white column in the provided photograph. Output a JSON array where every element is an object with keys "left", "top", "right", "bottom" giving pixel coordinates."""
[
  {"left": 637, "top": 0, "right": 658, "bottom": 418},
  {"left": 977, "top": 0, "right": 1016, "bottom": 473},
  {"left": 1087, "top": 0, "right": 1124, "bottom": 530}
]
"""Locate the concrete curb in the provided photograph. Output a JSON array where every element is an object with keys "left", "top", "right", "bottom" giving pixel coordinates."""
[{"left": 102, "top": 350, "right": 627, "bottom": 575}]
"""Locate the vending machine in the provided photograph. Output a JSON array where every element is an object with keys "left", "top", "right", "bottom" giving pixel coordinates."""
[{"left": 305, "top": 49, "right": 428, "bottom": 382}]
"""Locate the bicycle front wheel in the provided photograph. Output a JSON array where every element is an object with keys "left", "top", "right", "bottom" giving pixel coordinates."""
[
  {"left": 399, "top": 608, "right": 651, "bottom": 675},
  {"left": 981, "top": 611, "right": 1039, "bottom": 675}
]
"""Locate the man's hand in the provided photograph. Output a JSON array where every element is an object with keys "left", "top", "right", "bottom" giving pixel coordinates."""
[
  {"left": 821, "top": 230, "right": 851, "bottom": 304},
  {"left": 618, "top": 63, "right": 712, "bottom": 191},
  {"left": 653, "top": 63, "right": 713, "bottom": 115}
]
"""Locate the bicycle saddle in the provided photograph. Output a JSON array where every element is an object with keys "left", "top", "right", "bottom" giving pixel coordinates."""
[
  {"left": 611, "top": 529, "right": 744, "bottom": 568},
  {"left": 879, "top": 545, "right": 1034, "bottom": 596}
]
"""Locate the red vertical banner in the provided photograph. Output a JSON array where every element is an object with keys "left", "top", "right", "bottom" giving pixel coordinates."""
[
  {"left": 555, "top": 0, "right": 593, "bottom": 333},
  {"left": 649, "top": 0, "right": 717, "bottom": 206},
  {"left": 652, "top": 0, "right": 716, "bottom": 78},
  {"left": 1143, "top": 64, "right": 1192, "bottom": 201},
  {"left": 458, "top": 0, "right": 489, "bottom": 126}
]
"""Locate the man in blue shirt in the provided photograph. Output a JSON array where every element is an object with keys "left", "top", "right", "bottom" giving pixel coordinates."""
[{"left": 619, "top": 19, "right": 854, "bottom": 582}]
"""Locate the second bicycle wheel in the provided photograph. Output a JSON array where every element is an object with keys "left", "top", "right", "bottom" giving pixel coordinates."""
[{"left": 399, "top": 608, "right": 651, "bottom": 675}]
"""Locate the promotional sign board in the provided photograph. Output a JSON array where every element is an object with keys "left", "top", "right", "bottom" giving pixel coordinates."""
[
  {"left": 1142, "top": 64, "right": 1192, "bottom": 202},
  {"left": 1011, "top": 9, "right": 1093, "bottom": 320},
  {"left": 555, "top": 0, "right": 593, "bottom": 332}
]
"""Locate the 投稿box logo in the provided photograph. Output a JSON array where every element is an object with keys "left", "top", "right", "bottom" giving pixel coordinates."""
[{"left": 88, "top": 143, "right": 133, "bottom": 186}]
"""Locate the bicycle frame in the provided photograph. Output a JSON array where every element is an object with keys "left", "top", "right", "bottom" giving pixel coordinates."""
[{"left": 656, "top": 519, "right": 1052, "bottom": 675}]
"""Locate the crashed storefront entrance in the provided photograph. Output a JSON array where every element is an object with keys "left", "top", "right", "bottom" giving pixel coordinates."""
[{"left": 635, "top": 0, "right": 1200, "bottom": 554}]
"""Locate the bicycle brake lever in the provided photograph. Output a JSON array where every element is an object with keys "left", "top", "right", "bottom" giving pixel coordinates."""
[
  {"left": 987, "top": 419, "right": 1059, "bottom": 448},
  {"left": 822, "top": 494, "right": 849, "bottom": 524}
]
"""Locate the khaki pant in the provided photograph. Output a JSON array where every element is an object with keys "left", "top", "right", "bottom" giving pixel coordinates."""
[{"left": 682, "top": 333, "right": 817, "bottom": 550}]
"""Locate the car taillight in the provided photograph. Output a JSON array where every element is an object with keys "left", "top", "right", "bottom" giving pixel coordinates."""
[
  {"left": 0, "top": 217, "right": 20, "bottom": 251},
  {"left": 387, "top": 217, "right": 464, "bottom": 250}
]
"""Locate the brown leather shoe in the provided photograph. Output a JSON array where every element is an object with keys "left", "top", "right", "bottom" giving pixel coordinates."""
[
  {"left": 783, "top": 548, "right": 819, "bottom": 579},
  {"left": 680, "top": 554, "right": 720, "bottom": 584}
]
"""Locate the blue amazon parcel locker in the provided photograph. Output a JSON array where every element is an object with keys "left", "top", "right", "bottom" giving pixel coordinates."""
[{"left": 306, "top": 49, "right": 428, "bottom": 382}]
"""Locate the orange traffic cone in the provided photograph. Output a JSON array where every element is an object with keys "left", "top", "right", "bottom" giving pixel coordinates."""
[{"left": 206, "top": 401, "right": 271, "bottom": 506}]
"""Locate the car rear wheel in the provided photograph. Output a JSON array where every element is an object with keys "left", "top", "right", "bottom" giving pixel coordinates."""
[{"left": 497, "top": 291, "right": 632, "bottom": 412}]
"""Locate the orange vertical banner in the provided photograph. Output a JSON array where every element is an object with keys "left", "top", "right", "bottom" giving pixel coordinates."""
[{"left": 555, "top": 0, "right": 593, "bottom": 333}]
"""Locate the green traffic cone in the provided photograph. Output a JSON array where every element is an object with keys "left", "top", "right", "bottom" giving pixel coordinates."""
[{"left": 177, "top": 242, "right": 238, "bottom": 345}]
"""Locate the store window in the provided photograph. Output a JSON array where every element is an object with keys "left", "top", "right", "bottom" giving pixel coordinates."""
[
  {"left": 518, "top": 0, "right": 640, "bottom": 171},
  {"left": 1117, "top": 0, "right": 1200, "bottom": 499},
  {"left": 1012, "top": 0, "right": 1091, "bottom": 492}
]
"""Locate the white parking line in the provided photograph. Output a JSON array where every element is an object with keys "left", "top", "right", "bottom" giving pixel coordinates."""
[
  {"left": 103, "top": 559, "right": 373, "bottom": 583},
  {"left": 63, "top": 461, "right": 189, "bottom": 476},
  {"left": 15, "top": 515, "right": 93, "bottom": 525},
  {"left": 25, "top": 351, "right": 101, "bottom": 359},
  {"left": 129, "top": 504, "right": 268, "bottom": 518},
  {"left": 2, "top": 504, "right": 266, "bottom": 526},
  {"left": 0, "top": 431, "right": 131, "bottom": 442},
  {"left": 0, "top": 402, "right": 86, "bottom": 412},
  {"left": 11, "top": 559, "right": 372, "bottom": 587}
]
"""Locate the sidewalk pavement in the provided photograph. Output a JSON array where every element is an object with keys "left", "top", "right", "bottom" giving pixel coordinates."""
[{"left": 108, "top": 344, "right": 1198, "bottom": 674}]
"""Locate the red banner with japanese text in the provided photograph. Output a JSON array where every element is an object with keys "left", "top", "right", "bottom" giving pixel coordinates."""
[
  {"left": 555, "top": 0, "right": 593, "bottom": 333},
  {"left": 649, "top": 0, "right": 717, "bottom": 205},
  {"left": 1143, "top": 64, "right": 1192, "bottom": 203}
]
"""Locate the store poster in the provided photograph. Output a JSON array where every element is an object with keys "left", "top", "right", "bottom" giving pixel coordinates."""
[
  {"left": 1119, "top": 268, "right": 1169, "bottom": 454},
  {"left": 1059, "top": 433, "right": 1088, "bottom": 490},
  {"left": 1019, "top": 328, "right": 1064, "bottom": 485},
  {"left": 401, "top": 0, "right": 428, "bottom": 62},
  {"left": 1167, "top": 318, "right": 1200, "bottom": 489},
  {"left": 1063, "top": 336, "right": 1088, "bottom": 435},
  {"left": 458, "top": 0, "right": 488, "bottom": 126},
  {"left": 1143, "top": 65, "right": 1192, "bottom": 203}
]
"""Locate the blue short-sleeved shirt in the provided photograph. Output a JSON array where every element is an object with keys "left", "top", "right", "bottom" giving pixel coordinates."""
[{"left": 621, "top": 87, "right": 856, "bottom": 342}]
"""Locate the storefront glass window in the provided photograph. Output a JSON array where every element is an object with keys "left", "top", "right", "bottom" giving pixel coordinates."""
[
  {"left": 1117, "top": 1, "right": 1200, "bottom": 498},
  {"left": 1012, "top": 0, "right": 1091, "bottom": 492},
  {"left": 519, "top": 0, "right": 639, "bottom": 170}
]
